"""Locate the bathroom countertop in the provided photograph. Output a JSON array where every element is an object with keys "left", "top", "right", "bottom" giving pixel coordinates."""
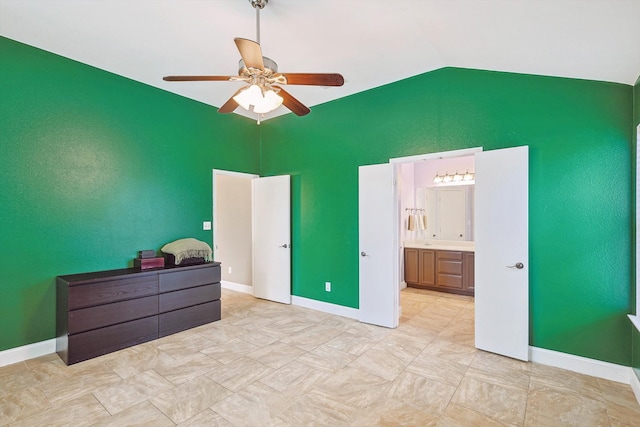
[{"left": 403, "top": 240, "right": 475, "bottom": 252}]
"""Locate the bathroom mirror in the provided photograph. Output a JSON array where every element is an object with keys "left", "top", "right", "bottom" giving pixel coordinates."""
[{"left": 416, "top": 185, "right": 474, "bottom": 241}]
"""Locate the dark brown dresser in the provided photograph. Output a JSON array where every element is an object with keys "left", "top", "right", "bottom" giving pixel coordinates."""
[{"left": 56, "top": 262, "right": 221, "bottom": 365}]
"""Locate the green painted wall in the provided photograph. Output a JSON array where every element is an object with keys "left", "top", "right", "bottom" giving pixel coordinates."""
[
  {"left": 0, "top": 37, "right": 259, "bottom": 351},
  {"left": 2, "top": 34, "right": 637, "bottom": 369},
  {"left": 260, "top": 68, "right": 633, "bottom": 365}
]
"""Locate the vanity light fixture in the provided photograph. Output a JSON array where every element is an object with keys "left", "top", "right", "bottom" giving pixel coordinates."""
[{"left": 433, "top": 170, "right": 475, "bottom": 185}]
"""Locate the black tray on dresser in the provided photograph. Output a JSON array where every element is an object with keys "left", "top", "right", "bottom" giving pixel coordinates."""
[{"left": 56, "top": 262, "right": 221, "bottom": 365}]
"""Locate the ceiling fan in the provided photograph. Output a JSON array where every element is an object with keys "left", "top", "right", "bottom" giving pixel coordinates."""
[{"left": 163, "top": 0, "right": 345, "bottom": 121}]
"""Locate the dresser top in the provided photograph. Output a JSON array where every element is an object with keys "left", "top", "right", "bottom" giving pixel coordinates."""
[{"left": 57, "top": 261, "right": 221, "bottom": 285}]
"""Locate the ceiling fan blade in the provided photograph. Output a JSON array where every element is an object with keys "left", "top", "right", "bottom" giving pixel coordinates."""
[
  {"left": 274, "top": 86, "right": 310, "bottom": 116},
  {"left": 163, "top": 76, "right": 234, "bottom": 81},
  {"left": 218, "top": 88, "right": 243, "bottom": 114},
  {"left": 234, "top": 38, "right": 264, "bottom": 70},
  {"left": 280, "top": 73, "right": 345, "bottom": 87}
]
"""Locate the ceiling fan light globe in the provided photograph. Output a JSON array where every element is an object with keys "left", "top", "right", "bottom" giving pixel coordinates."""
[
  {"left": 253, "top": 89, "right": 283, "bottom": 114},
  {"left": 233, "top": 84, "right": 283, "bottom": 114}
]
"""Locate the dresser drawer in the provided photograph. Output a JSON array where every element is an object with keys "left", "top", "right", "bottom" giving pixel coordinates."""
[
  {"left": 159, "top": 265, "right": 220, "bottom": 293},
  {"left": 67, "top": 316, "right": 158, "bottom": 364},
  {"left": 68, "top": 295, "right": 158, "bottom": 334},
  {"left": 159, "top": 283, "right": 220, "bottom": 313},
  {"left": 159, "top": 300, "right": 221, "bottom": 337},
  {"left": 68, "top": 276, "right": 158, "bottom": 310}
]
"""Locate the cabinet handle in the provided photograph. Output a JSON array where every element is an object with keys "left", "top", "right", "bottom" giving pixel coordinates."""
[
  {"left": 506, "top": 262, "right": 524, "bottom": 269},
  {"left": 279, "top": 244, "right": 289, "bottom": 248},
  {"left": 361, "top": 251, "right": 368, "bottom": 257}
]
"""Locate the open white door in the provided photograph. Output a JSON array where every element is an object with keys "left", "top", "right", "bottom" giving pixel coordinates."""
[
  {"left": 252, "top": 175, "right": 291, "bottom": 304},
  {"left": 358, "top": 163, "right": 398, "bottom": 328},
  {"left": 475, "top": 146, "right": 529, "bottom": 360}
]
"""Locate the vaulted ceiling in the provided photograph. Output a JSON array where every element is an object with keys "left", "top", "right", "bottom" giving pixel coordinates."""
[{"left": 1, "top": 0, "right": 639, "bottom": 121}]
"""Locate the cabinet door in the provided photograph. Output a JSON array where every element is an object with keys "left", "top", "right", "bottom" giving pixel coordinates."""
[
  {"left": 419, "top": 249, "right": 436, "bottom": 286},
  {"left": 463, "top": 252, "right": 475, "bottom": 292},
  {"left": 404, "top": 248, "right": 419, "bottom": 285}
]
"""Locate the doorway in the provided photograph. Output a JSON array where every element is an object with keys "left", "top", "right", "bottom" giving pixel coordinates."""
[
  {"left": 212, "top": 169, "right": 257, "bottom": 293},
  {"left": 360, "top": 146, "right": 529, "bottom": 360}
]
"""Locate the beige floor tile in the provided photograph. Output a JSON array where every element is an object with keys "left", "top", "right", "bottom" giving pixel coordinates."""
[
  {"left": 258, "top": 359, "right": 329, "bottom": 393},
  {"left": 279, "top": 323, "right": 343, "bottom": 351},
  {"left": 466, "top": 350, "right": 531, "bottom": 391},
  {"left": 405, "top": 353, "right": 469, "bottom": 387},
  {"left": 0, "top": 386, "right": 50, "bottom": 425},
  {"left": 149, "top": 375, "right": 233, "bottom": 424},
  {"left": 211, "top": 382, "right": 295, "bottom": 427},
  {"left": 530, "top": 362, "right": 603, "bottom": 401},
  {"left": 205, "top": 356, "right": 273, "bottom": 392},
  {"left": 451, "top": 376, "right": 527, "bottom": 426},
  {"left": 386, "top": 371, "right": 457, "bottom": 413},
  {"left": 177, "top": 408, "right": 235, "bottom": 426},
  {"left": 90, "top": 400, "right": 174, "bottom": 427},
  {"left": 245, "top": 341, "right": 307, "bottom": 369},
  {"left": 200, "top": 336, "right": 261, "bottom": 364},
  {"left": 312, "top": 366, "right": 391, "bottom": 409},
  {"left": 38, "top": 363, "right": 122, "bottom": 405},
  {"left": 10, "top": 393, "right": 110, "bottom": 427},
  {"left": 349, "top": 342, "right": 413, "bottom": 381},
  {"left": 234, "top": 328, "right": 281, "bottom": 347},
  {"left": 93, "top": 370, "right": 174, "bottom": 414},
  {"left": 526, "top": 384, "right": 610, "bottom": 427},
  {"left": 324, "top": 331, "right": 377, "bottom": 356},
  {"left": 436, "top": 403, "right": 507, "bottom": 427},
  {"left": 104, "top": 344, "right": 174, "bottom": 379},
  {"left": 152, "top": 352, "right": 220, "bottom": 385},
  {"left": 297, "top": 343, "right": 356, "bottom": 373},
  {"left": 421, "top": 338, "right": 478, "bottom": 366}
]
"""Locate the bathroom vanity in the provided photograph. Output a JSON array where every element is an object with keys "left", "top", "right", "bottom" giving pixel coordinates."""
[{"left": 404, "top": 241, "right": 474, "bottom": 296}]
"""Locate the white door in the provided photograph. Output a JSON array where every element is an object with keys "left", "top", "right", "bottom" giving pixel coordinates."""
[
  {"left": 252, "top": 175, "right": 291, "bottom": 304},
  {"left": 358, "top": 163, "right": 398, "bottom": 328},
  {"left": 475, "top": 146, "right": 529, "bottom": 360}
]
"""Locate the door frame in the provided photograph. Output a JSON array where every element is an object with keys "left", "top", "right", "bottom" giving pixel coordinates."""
[
  {"left": 212, "top": 169, "right": 259, "bottom": 293},
  {"left": 389, "top": 147, "right": 483, "bottom": 304}
]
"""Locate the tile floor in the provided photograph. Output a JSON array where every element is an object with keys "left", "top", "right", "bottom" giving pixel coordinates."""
[{"left": 1, "top": 287, "right": 639, "bottom": 426}]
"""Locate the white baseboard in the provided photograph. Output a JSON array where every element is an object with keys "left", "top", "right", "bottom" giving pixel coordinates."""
[
  {"left": 0, "top": 339, "right": 56, "bottom": 367},
  {"left": 292, "top": 295, "right": 359, "bottom": 320},
  {"left": 529, "top": 346, "right": 631, "bottom": 384},
  {"left": 630, "top": 369, "right": 640, "bottom": 405},
  {"left": 221, "top": 280, "right": 253, "bottom": 295}
]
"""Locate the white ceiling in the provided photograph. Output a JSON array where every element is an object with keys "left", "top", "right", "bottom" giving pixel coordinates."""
[{"left": 1, "top": 0, "right": 639, "bottom": 121}]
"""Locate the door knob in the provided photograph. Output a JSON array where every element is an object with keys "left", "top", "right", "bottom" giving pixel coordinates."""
[
  {"left": 361, "top": 251, "right": 368, "bottom": 257},
  {"left": 279, "top": 244, "right": 289, "bottom": 248},
  {"left": 507, "top": 262, "right": 524, "bottom": 269}
]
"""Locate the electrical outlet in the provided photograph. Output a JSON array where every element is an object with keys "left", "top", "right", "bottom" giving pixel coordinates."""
[
  {"left": 228, "top": 266, "right": 232, "bottom": 274},
  {"left": 203, "top": 221, "right": 212, "bottom": 230},
  {"left": 325, "top": 282, "right": 331, "bottom": 292}
]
